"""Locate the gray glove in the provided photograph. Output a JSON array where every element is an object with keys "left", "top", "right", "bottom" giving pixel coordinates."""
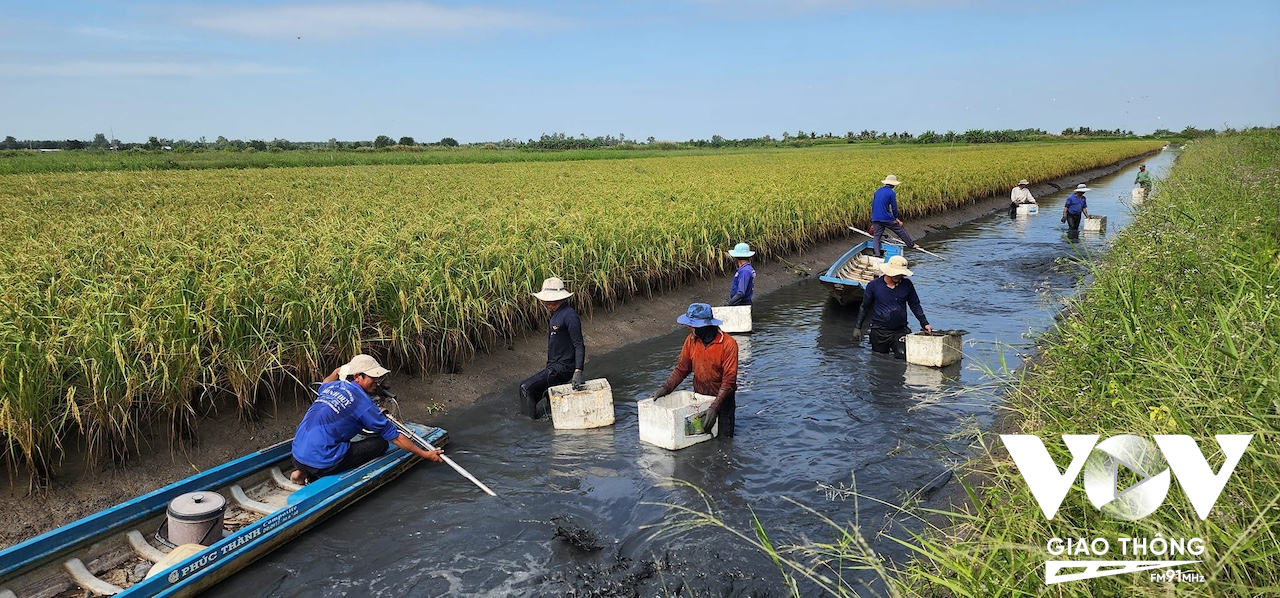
[
  {"left": 571, "top": 370, "right": 585, "bottom": 391},
  {"left": 700, "top": 407, "right": 718, "bottom": 434}
]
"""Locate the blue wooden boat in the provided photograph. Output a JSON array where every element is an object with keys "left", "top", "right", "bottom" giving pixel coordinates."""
[
  {"left": 0, "top": 423, "right": 448, "bottom": 597},
  {"left": 818, "top": 241, "right": 903, "bottom": 306}
]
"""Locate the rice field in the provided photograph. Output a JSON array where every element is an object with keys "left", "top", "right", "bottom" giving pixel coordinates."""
[{"left": 0, "top": 140, "right": 1163, "bottom": 475}]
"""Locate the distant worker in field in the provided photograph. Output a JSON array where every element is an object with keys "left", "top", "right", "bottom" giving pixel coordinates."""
[
  {"left": 291, "top": 354, "right": 443, "bottom": 485},
  {"left": 1009, "top": 179, "right": 1036, "bottom": 218},
  {"left": 726, "top": 242, "right": 756, "bottom": 306},
  {"left": 870, "top": 174, "right": 923, "bottom": 257},
  {"left": 1061, "top": 184, "right": 1091, "bottom": 240},
  {"left": 1134, "top": 164, "right": 1153, "bottom": 197},
  {"left": 519, "top": 277, "right": 586, "bottom": 419},
  {"left": 854, "top": 255, "right": 932, "bottom": 359},
  {"left": 649, "top": 303, "right": 740, "bottom": 438}
]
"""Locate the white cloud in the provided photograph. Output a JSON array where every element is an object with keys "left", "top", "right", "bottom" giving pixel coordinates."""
[
  {"left": 186, "top": 2, "right": 570, "bottom": 40},
  {"left": 2, "top": 61, "right": 306, "bottom": 77}
]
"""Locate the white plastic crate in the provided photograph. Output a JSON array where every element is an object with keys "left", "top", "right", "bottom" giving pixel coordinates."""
[
  {"left": 1083, "top": 215, "right": 1107, "bottom": 232},
  {"left": 547, "top": 378, "right": 615, "bottom": 430},
  {"left": 637, "top": 390, "right": 718, "bottom": 450},
  {"left": 712, "top": 305, "right": 752, "bottom": 333},
  {"left": 905, "top": 331, "right": 964, "bottom": 367},
  {"left": 1016, "top": 204, "right": 1039, "bottom": 215}
]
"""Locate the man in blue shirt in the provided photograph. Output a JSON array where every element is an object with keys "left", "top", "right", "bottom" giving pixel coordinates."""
[
  {"left": 1061, "top": 184, "right": 1091, "bottom": 240},
  {"left": 291, "top": 354, "right": 442, "bottom": 485},
  {"left": 726, "top": 242, "right": 756, "bottom": 306},
  {"left": 871, "top": 174, "right": 923, "bottom": 257},
  {"left": 854, "top": 255, "right": 933, "bottom": 359},
  {"left": 520, "top": 277, "right": 587, "bottom": 419}
]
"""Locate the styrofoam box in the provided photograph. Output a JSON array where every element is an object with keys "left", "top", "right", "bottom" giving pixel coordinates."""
[
  {"left": 1016, "top": 204, "right": 1039, "bottom": 215},
  {"left": 1083, "top": 215, "right": 1107, "bottom": 232},
  {"left": 904, "top": 332, "right": 963, "bottom": 367},
  {"left": 1132, "top": 187, "right": 1146, "bottom": 204},
  {"left": 712, "top": 305, "right": 752, "bottom": 333},
  {"left": 547, "top": 378, "right": 615, "bottom": 430},
  {"left": 638, "top": 390, "right": 718, "bottom": 450}
]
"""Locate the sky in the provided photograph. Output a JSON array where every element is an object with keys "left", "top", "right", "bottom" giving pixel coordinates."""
[{"left": 2, "top": 0, "right": 1277, "bottom": 144}]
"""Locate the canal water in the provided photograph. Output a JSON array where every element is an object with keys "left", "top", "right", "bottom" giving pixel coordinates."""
[{"left": 209, "top": 151, "right": 1175, "bottom": 597}]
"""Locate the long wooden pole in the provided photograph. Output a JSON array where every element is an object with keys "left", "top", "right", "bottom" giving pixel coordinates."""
[
  {"left": 848, "top": 226, "right": 946, "bottom": 260},
  {"left": 387, "top": 413, "right": 498, "bottom": 497}
]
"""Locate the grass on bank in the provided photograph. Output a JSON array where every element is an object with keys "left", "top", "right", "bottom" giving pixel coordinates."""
[{"left": 654, "top": 131, "right": 1279, "bottom": 596}]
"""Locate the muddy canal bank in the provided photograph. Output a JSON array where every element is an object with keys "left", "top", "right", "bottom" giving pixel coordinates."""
[{"left": 0, "top": 150, "right": 1161, "bottom": 550}]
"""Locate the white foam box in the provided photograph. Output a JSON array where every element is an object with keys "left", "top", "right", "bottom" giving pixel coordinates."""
[
  {"left": 637, "top": 390, "right": 718, "bottom": 450},
  {"left": 547, "top": 378, "right": 615, "bottom": 430},
  {"left": 1016, "top": 204, "right": 1039, "bottom": 215},
  {"left": 1132, "top": 187, "right": 1146, "bottom": 203},
  {"left": 712, "top": 305, "right": 752, "bottom": 333},
  {"left": 1083, "top": 215, "right": 1107, "bottom": 232},
  {"left": 904, "top": 331, "right": 964, "bottom": 368}
]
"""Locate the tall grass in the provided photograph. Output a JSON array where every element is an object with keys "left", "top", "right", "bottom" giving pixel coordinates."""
[
  {"left": 659, "top": 132, "right": 1277, "bottom": 595},
  {"left": 0, "top": 141, "right": 1162, "bottom": 477}
]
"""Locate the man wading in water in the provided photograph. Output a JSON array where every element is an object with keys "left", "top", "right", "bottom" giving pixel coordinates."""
[
  {"left": 519, "top": 277, "right": 586, "bottom": 419},
  {"left": 650, "top": 303, "right": 740, "bottom": 438},
  {"left": 854, "top": 255, "right": 933, "bottom": 359}
]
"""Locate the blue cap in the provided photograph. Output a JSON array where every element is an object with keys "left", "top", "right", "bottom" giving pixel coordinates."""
[
  {"left": 676, "top": 303, "right": 722, "bottom": 327},
  {"left": 728, "top": 242, "right": 755, "bottom": 258}
]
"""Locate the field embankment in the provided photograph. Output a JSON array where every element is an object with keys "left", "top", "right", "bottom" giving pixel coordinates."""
[
  {"left": 0, "top": 141, "right": 1163, "bottom": 478},
  {"left": 890, "top": 132, "right": 1279, "bottom": 596}
]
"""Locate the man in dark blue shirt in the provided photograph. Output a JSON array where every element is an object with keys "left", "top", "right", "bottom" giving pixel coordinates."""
[
  {"left": 520, "top": 277, "right": 587, "bottom": 419},
  {"left": 1061, "top": 184, "right": 1091, "bottom": 240},
  {"left": 726, "top": 242, "right": 755, "bottom": 306},
  {"left": 855, "top": 255, "right": 933, "bottom": 359},
  {"left": 291, "top": 354, "right": 442, "bottom": 485},
  {"left": 871, "top": 174, "right": 923, "bottom": 257}
]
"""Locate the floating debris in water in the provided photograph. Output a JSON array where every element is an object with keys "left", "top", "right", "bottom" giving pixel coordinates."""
[{"left": 552, "top": 515, "right": 604, "bottom": 552}]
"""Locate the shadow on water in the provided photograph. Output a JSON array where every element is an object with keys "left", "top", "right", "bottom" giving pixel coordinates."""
[{"left": 207, "top": 150, "right": 1176, "bottom": 597}]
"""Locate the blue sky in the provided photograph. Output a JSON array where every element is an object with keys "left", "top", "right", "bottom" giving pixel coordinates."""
[{"left": 2, "top": 1, "right": 1277, "bottom": 143}]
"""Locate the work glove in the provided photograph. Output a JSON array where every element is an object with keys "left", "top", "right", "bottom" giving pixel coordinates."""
[
  {"left": 1060, "top": 215, "right": 1067, "bottom": 223},
  {"left": 700, "top": 406, "right": 718, "bottom": 434},
  {"left": 852, "top": 328, "right": 863, "bottom": 343},
  {"left": 571, "top": 370, "right": 585, "bottom": 391}
]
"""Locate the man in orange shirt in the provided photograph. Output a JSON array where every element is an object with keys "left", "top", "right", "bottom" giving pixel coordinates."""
[{"left": 651, "top": 303, "right": 740, "bottom": 438}]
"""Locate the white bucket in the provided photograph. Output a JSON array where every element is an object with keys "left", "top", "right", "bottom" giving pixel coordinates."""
[
  {"left": 637, "top": 391, "right": 717, "bottom": 450},
  {"left": 712, "top": 305, "right": 752, "bottom": 333},
  {"left": 547, "top": 378, "right": 615, "bottom": 430}
]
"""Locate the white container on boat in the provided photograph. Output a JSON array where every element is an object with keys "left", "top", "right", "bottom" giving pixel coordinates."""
[
  {"left": 905, "top": 331, "right": 964, "bottom": 368},
  {"left": 1083, "top": 215, "right": 1107, "bottom": 232},
  {"left": 547, "top": 378, "right": 615, "bottom": 430},
  {"left": 638, "top": 390, "right": 717, "bottom": 450},
  {"left": 1016, "top": 204, "right": 1039, "bottom": 215},
  {"left": 1132, "top": 187, "right": 1146, "bottom": 204},
  {"left": 712, "top": 305, "right": 752, "bottom": 333}
]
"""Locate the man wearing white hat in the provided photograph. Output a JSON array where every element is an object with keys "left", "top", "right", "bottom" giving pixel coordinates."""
[
  {"left": 854, "top": 256, "right": 932, "bottom": 359},
  {"left": 1009, "top": 179, "right": 1036, "bottom": 219},
  {"left": 291, "top": 354, "right": 443, "bottom": 485},
  {"left": 726, "top": 242, "right": 756, "bottom": 306},
  {"left": 520, "top": 277, "right": 587, "bottom": 419},
  {"left": 1061, "top": 184, "right": 1091, "bottom": 240},
  {"left": 870, "top": 174, "right": 923, "bottom": 257}
]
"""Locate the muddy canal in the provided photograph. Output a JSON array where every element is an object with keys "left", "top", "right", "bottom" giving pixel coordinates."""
[{"left": 208, "top": 151, "right": 1175, "bottom": 597}]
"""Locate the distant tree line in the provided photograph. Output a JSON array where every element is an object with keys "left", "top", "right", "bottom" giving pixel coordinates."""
[{"left": 0, "top": 125, "right": 1257, "bottom": 153}]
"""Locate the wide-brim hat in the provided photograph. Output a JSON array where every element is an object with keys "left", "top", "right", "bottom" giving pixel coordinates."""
[
  {"left": 1074, "top": 184, "right": 1092, "bottom": 193},
  {"left": 728, "top": 242, "right": 755, "bottom": 258},
  {"left": 533, "top": 276, "right": 573, "bottom": 301},
  {"left": 676, "top": 302, "right": 722, "bottom": 327},
  {"left": 882, "top": 174, "right": 901, "bottom": 186},
  {"left": 344, "top": 354, "right": 390, "bottom": 378},
  {"left": 879, "top": 255, "right": 914, "bottom": 277},
  {"left": 1018, "top": 179, "right": 1029, "bottom": 185}
]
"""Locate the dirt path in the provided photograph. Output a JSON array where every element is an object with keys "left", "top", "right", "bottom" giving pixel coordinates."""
[{"left": 0, "top": 154, "right": 1152, "bottom": 547}]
